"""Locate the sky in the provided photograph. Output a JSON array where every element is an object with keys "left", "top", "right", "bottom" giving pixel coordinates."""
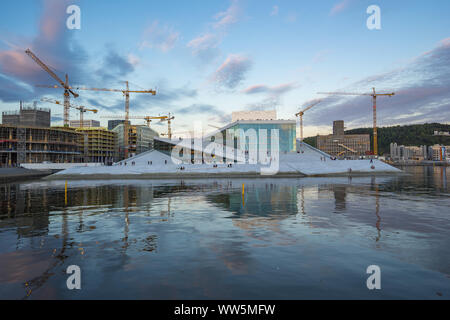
[{"left": 0, "top": 0, "right": 449, "bottom": 137}]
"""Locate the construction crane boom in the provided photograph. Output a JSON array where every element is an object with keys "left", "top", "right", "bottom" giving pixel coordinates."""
[
  {"left": 101, "top": 115, "right": 168, "bottom": 128},
  {"left": 36, "top": 84, "right": 156, "bottom": 95},
  {"left": 318, "top": 87, "right": 395, "bottom": 156},
  {"left": 161, "top": 113, "right": 175, "bottom": 140},
  {"left": 295, "top": 100, "right": 321, "bottom": 142},
  {"left": 65, "top": 81, "right": 156, "bottom": 159},
  {"left": 41, "top": 98, "right": 97, "bottom": 127},
  {"left": 25, "top": 49, "right": 79, "bottom": 127}
]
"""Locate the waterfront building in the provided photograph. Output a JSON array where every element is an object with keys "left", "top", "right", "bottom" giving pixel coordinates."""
[
  {"left": 0, "top": 125, "right": 82, "bottom": 166},
  {"left": 390, "top": 143, "right": 449, "bottom": 162},
  {"left": 75, "top": 127, "right": 117, "bottom": 163},
  {"left": 50, "top": 109, "right": 400, "bottom": 178},
  {"left": 69, "top": 120, "right": 100, "bottom": 128},
  {"left": 316, "top": 121, "right": 370, "bottom": 158},
  {"left": 154, "top": 111, "right": 296, "bottom": 163},
  {"left": 2, "top": 102, "right": 50, "bottom": 128},
  {"left": 113, "top": 124, "right": 159, "bottom": 159},
  {"left": 430, "top": 144, "right": 448, "bottom": 161},
  {"left": 390, "top": 143, "right": 425, "bottom": 161}
]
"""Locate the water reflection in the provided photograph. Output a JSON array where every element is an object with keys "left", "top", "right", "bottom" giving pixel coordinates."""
[{"left": 0, "top": 167, "right": 449, "bottom": 299}]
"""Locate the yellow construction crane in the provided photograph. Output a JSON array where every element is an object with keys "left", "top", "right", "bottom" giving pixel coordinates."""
[
  {"left": 318, "top": 87, "right": 395, "bottom": 156},
  {"left": 295, "top": 100, "right": 321, "bottom": 142},
  {"left": 25, "top": 49, "right": 79, "bottom": 127},
  {"left": 102, "top": 115, "right": 168, "bottom": 128},
  {"left": 41, "top": 98, "right": 98, "bottom": 127},
  {"left": 38, "top": 81, "right": 156, "bottom": 159},
  {"left": 141, "top": 116, "right": 168, "bottom": 128},
  {"left": 160, "top": 113, "right": 175, "bottom": 139}
]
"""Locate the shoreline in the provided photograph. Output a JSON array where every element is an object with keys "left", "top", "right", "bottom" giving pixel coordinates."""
[
  {"left": 43, "top": 170, "right": 403, "bottom": 181},
  {"left": 393, "top": 162, "right": 449, "bottom": 167},
  {"left": 0, "top": 167, "right": 53, "bottom": 182}
]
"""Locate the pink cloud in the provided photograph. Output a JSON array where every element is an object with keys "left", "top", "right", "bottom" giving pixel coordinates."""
[
  {"left": 213, "top": 0, "right": 241, "bottom": 29},
  {"left": 330, "top": 0, "right": 351, "bottom": 16}
]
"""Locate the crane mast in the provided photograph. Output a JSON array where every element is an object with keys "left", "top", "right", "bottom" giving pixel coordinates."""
[
  {"left": 59, "top": 82, "right": 156, "bottom": 159},
  {"left": 124, "top": 81, "right": 130, "bottom": 159},
  {"left": 41, "top": 98, "right": 97, "bottom": 127},
  {"left": 318, "top": 87, "right": 395, "bottom": 156},
  {"left": 295, "top": 101, "right": 320, "bottom": 142},
  {"left": 25, "top": 49, "right": 79, "bottom": 127}
]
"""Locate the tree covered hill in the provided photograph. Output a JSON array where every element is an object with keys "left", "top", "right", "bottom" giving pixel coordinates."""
[{"left": 304, "top": 123, "right": 450, "bottom": 155}]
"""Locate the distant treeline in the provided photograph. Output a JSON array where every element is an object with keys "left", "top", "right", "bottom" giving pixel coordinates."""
[{"left": 303, "top": 123, "right": 450, "bottom": 155}]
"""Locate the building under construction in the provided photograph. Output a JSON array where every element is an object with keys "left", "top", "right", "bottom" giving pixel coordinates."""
[
  {"left": 75, "top": 127, "right": 117, "bottom": 163},
  {"left": 112, "top": 124, "right": 158, "bottom": 159},
  {"left": 2, "top": 102, "right": 51, "bottom": 128},
  {"left": 0, "top": 125, "right": 82, "bottom": 166},
  {"left": 316, "top": 121, "right": 370, "bottom": 158}
]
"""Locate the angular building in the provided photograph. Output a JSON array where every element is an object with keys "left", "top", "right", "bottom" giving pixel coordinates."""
[
  {"left": 154, "top": 110, "right": 297, "bottom": 163},
  {"left": 316, "top": 121, "right": 370, "bottom": 158},
  {"left": 50, "top": 109, "right": 400, "bottom": 178}
]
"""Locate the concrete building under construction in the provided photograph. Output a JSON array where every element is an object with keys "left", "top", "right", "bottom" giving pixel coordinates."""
[
  {"left": 2, "top": 102, "right": 51, "bottom": 128},
  {"left": 112, "top": 124, "right": 159, "bottom": 159},
  {"left": 0, "top": 125, "right": 82, "bottom": 166},
  {"left": 75, "top": 127, "right": 117, "bottom": 163},
  {"left": 316, "top": 120, "right": 371, "bottom": 158}
]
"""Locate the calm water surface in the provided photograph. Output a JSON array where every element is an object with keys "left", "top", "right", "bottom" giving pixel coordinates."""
[{"left": 0, "top": 166, "right": 449, "bottom": 299}]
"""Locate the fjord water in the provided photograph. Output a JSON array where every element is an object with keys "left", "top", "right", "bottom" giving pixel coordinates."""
[{"left": 0, "top": 166, "right": 449, "bottom": 299}]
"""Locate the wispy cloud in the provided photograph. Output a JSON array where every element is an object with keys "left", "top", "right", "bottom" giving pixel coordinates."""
[
  {"left": 213, "top": 0, "right": 241, "bottom": 29},
  {"left": 308, "top": 38, "right": 450, "bottom": 127},
  {"left": 96, "top": 45, "right": 135, "bottom": 82},
  {"left": 330, "top": 0, "right": 351, "bottom": 16},
  {"left": 140, "top": 21, "right": 180, "bottom": 52},
  {"left": 0, "top": 0, "right": 89, "bottom": 102},
  {"left": 243, "top": 82, "right": 298, "bottom": 110},
  {"left": 187, "top": 0, "right": 242, "bottom": 63},
  {"left": 211, "top": 54, "right": 252, "bottom": 90},
  {"left": 187, "top": 33, "right": 221, "bottom": 63},
  {"left": 243, "top": 82, "right": 297, "bottom": 96}
]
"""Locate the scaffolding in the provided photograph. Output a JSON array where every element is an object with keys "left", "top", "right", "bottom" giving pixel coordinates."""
[
  {"left": 75, "top": 127, "right": 117, "bottom": 163},
  {"left": 0, "top": 125, "right": 82, "bottom": 166}
]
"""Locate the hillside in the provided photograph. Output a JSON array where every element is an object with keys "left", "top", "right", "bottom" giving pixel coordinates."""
[{"left": 303, "top": 123, "right": 450, "bottom": 155}]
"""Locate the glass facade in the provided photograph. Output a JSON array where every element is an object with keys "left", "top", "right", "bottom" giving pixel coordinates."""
[
  {"left": 219, "top": 122, "right": 297, "bottom": 153},
  {"left": 154, "top": 121, "right": 297, "bottom": 162}
]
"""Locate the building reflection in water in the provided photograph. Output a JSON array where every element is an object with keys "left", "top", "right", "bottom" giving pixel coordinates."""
[{"left": 1, "top": 170, "right": 445, "bottom": 298}]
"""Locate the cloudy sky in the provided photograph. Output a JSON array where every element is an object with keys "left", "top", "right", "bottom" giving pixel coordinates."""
[{"left": 0, "top": 0, "right": 449, "bottom": 137}]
